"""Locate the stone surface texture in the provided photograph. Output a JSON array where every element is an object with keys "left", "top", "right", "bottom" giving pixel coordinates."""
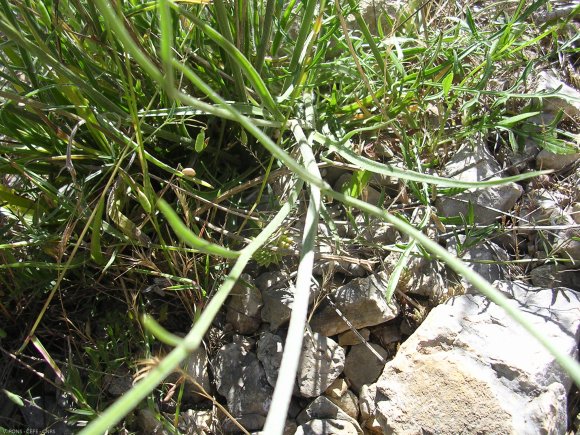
[
  {"left": 324, "top": 378, "right": 359, "bottom": 420},
  {"left": 343, "top": 343, "right": 388, "bottom": 393},
  {"left": 384, "top": 253, "right": 446, "bottom": 299},
  {"left": 445, "top": 235, "right": 510, "bottom": 293},
  {"left": 226, "top": 274, "right": 263, "bottom": 334},
  {"left": 212, "top": 342, "right": 273, "bottom": 418},
  {"left": 338, "top": 328, "right": 370, "bottom": 346},
  {"left": 260, "top": 285, "right": 296, "bottom": 331},
  {"left": 294, "top": 419, "right": 360, "bottom": 435},
  {"left": 296, "top": 396, "right": 363, "bottom": 434},
  {"left": 177, "top": 410, "right": 215, "bottom": 435},
  {"left": 181, "top": 346, "right": 212, "bottom": 402},
  {"left": 531, "top": 263, "right": 580, "bottom": 291},
  {"left": 256, "top": 332, "right": 284, "bottom": 388},
  {"left": 297, "top": 327, "right": 345, "bottom": 397},
  {"left": 435, "top": 141, "right": 523, "bottom": 225},
  {"left": 537, "top": 70, "right": 580, "bottom": 118},
  {"left": 367, "top": 280, "right": 579, "bottom": 434},
  {"left": 310, "top": 272, "right": 400, "bottom": 336}
]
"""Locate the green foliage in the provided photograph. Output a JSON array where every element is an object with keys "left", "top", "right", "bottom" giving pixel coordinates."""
[{"left": 0, "top": 0, "right": 578, "bottom": 433}]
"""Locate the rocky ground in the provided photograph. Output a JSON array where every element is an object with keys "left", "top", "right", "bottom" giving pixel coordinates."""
[
  {"left": 4, "top": 2, "right": 579, "bottom": 434},
  {"left": 118, "top": 68, "right": 579, "bottom": 434}
]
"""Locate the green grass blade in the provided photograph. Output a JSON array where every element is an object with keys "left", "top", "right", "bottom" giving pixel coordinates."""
[
  {"left": 254, "top": 0, "right": 277, "bottom": 74},
  {"left": 159, "top": 0, "right": 175, "bottom": 92},
  {"left": 157, "top": 199, "right": 241, "bottom": 259},
  {"left": 264, "top": 121, "right": 321, "bottom": 434},
  {"left": 328, "top": 191, "right": 580, "bottom": 387},
  {"left": 80, "top": 180, "right": 304, "bottom": 435},
  {"left": 177, "top": 7, "right": 283, "bottom": 119},
  {"left": 326, "top": 141, "right": 551, "bottom": 188},
  {"left": 212, "top": 0, "right": 248, "bottom": 102},
  {"left": 282, "top": 0, "right": 319, "bottom": 92}
]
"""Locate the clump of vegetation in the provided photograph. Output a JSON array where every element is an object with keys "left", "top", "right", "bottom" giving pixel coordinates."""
[{"left": 0, "top": 0, "right": 578, "bottom": 433}]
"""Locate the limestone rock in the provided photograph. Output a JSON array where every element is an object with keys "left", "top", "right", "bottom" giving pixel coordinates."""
[
  {"left": 314, "top": 240, "right": 368, "bottom": 277},
  {"left": 568, "top": 202, "right": 580, "bottom": 224},
  {"left": 531, "top": 263, "right": 580, "bottom": 290},
  {"left": 255, "top": 271, "right": 290, "bottom": 293},
  {"left": 553, "top": 227, "right": 580, "bottom": 261},
  {"left": 445, "top": 235, "right": 509, "bottom": 293},
  {"left": 536, "top": 149, "right": 580, "bottom": 171},
  {"left": 370, "top": 323, "right": 401, "bottom": 347},
  {"left": 177, "top": 410, "right": 215, "bottom": 434},
  {"left": 212, "top": 342, "right": 273, "bottom": 418},
  {"left": 384, "top": 254, "right": 446, "bottom": 299},
  {"left": 536, "top": 70, "right": 580, "bottom": 118},
  {"left": 260, "top": 285, "right": 295, "bottom": 331},
  {"left": 338, "top": 328, "right": 370, "bottom": 346},
  {"left": 297, "top": 327, "right": 345, "bottom": 397},
  {"left": 324, "top": 378, "right": 359, "bottom": 420},
  {"left": 294, "top": 419, "right": 360, "bottom": 435},
  {"left": 358, "top": 383, "right": 376, "bottom": 423},
  {"left": 369, "top": 280, "right": 579, "bottom": 434},
  {"left": 222, "top": 414, "right": 266, "bottom": 433},
  {"left": 181, "top": 346, "right": 212, "bottom": 402},
  {"left": 343, "top": 343, "right": 388, "bottom": 393},
  {"left": 519, "top": 189, "right": 572, "bottom": 227},
  {"left": 296, "top": 396, "right": 362, "bottom": 434},
  {"left": 310, "top": 272, "right": 400, "bottom": 336},
  {"left": 259, "top": 274, "right": 321, "bottom": 330},
  {"left": 226, "top": 274, "right": 262, "bottom": 334},
  {"left": 435, "top": 141, "right": 523, "bottom": 225},
  {"left": 256, "top": 332, "right": 284, "bottom": 387},
  {"left": 350, "top": 0, "right": 405, "bottom": 34}
]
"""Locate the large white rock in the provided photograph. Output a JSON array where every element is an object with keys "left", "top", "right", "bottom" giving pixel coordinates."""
[
  {"left": 435, "top": 141, "right": 523, "bottom": 225},
  {"left": 367, "top": 280, "right": 579, "bottom": 434}
]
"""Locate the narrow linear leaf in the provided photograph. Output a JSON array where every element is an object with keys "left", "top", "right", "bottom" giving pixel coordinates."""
[
  {"left": 90, "top": 197, "right": 106, "bottom": 265},
  {"left": 497, "top": 111, "right": 541, "bottom": 127},
  {"left": 328, "top": 141, "right": 551, "bottom": 188},
  {"left": 0, "top": 185, "right": 36, "bottom": 210},
  {"left": 142, "top": 315, "right": 182, "bottom": 346},
  {"left": 157, "top": 199, "right": 240, "bottom": 259},
  {"left": 31, "top": 336, "right": 65, "bottom": 383}
]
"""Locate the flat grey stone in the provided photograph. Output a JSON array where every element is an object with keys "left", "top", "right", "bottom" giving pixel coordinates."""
[
  {"left": 435, "top": 141, "right": 523, "bottom": 225},
  {"left": 226, "top": 274, "right": 262, "bottom": 334},
  {"left": 297, "top": 327, "right": 345, "bottom": 397},
  {"left": 296, "top": 396, "right": 362, "bottom": 434},
  {"left": 446, "top": 235, "right": 509, "bottom": 294},
  {"left": 256, "top": 332, "right": 284, "bottom": 387},
  {"left": 343, "top": 343, "right": 388, "bottom": 393},
  {"left": 212, "top": 343, "right": 273, "bottom": 417},
  {"left": 310, "top": 272, "right": 400, "bottom": 337},
  {"left": 294, "top": 419, "right": 360, "bottom": 435}
]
